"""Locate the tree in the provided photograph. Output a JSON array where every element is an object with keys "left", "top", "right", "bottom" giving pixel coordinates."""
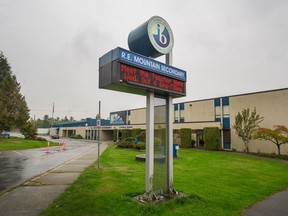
[
  {"left": 42, "top": 115, "right": 50, "bottom": 128},
  {"left": 20, "top": 121, "right": 37, "bottom": 140},
  {"left": 254, "top": 125, "right": 288, "bottom": 156},
  {"left": 0, "top": 51, "right": 34, "bottom": 138},
  {"left": 232, "top": 108, "right": 264, "bottom": 153}
]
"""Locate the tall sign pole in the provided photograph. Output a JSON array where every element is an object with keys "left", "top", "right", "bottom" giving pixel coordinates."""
[
  {"left": 145, "top": 92, "right": 154, "bottom": 193},
  {"left": 166, "top": 52, "right": 174, "bottom": 191}
]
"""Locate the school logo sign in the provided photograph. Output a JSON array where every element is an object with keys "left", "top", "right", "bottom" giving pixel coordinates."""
[
  {"left": 128, "top": 16, "right": 174, "bottom": 58},
  {"left": 148, "top": 16, "right": 174, "bottom": 55}
]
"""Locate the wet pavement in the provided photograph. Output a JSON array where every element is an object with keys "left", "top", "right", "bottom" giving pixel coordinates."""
[
  {"left": 0, "top": 140, "right": 109, "bottom": 216},
  {"left": 0, "top": 138, "right": 97, "bottom": 195}
]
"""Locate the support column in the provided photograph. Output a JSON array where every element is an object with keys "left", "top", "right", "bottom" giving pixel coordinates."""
[
  {"left": 146, "top": 92, "right": 154, "bottom": 193},
  {"left": 220, "top": 98, "right": 224, "bottom": 149},
  {"left": 167, "top": 96, "right": 173, "bottom": 189},
  {"left": 166, "top": 52, "right": 173, "bottom": 190}
]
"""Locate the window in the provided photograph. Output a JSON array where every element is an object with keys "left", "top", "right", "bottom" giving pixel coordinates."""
[
  {"left": 215, "top": 106, "right": 221, "bottom": 118},
  {"left": 223, "top": 105, "right": 229, "bottom": 117},
  {"left": 174, "top": 110, "right": 179, "bottom": 123},
  {"left": 180, "top": 103, "right": 184, "bottom": 123},
  {"left": 174, "top": 104, "right": 179, "bottom": 123}
]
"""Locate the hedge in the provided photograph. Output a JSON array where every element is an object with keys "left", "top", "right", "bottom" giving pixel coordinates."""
[
  {"left": 113, "top": 129, "right": 118, "bottom": 142},
  {"left": 203, "top": 127, "right": 221, "bottom": 150},
  {"left": 180, "top": 128, "right": 192, "bottom": 148}
]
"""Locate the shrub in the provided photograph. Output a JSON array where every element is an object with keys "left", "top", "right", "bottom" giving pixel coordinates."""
[
  {"left": 138, "top": 131, "right": 146, "bottom": 142},
  {"left": 203, "top": 127, "right": 220, "bottom": 150},
  {"left": 118, "top": 137, "right": 135, "bottom": 148},
  {"left": 180, "top": 128, "right": 192, "bottom": 148},
  {"left": 191, "top": 140, "right": 196, "bottom": 147},
  {"left": 154, "top": 137, "right": 162, "bottom": 147},
  {"left": 35, "top": 137, "right": 47, "bottom": 141},
  {"left": 121, "top": 129, "right": 130, "bottom": 140},
  {"left": 132, "top": 128, "right": 142, "bottom": 137},
  {"left": 113, "top": 129, "right": 118, "bottom": 142},
  {"left": 70, "top": 134, "right": 83, "bottom": 139},
  {"left": 134, "top": 142, "right": 146, "bottom": 150}
]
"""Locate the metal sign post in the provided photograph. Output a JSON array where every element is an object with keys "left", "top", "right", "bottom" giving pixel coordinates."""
[
  {"left": 146, "top": 92, "right": 154, "bottom": 193},
  {"left": 166, "top": 52, "right": 174, "bottom": 191}
]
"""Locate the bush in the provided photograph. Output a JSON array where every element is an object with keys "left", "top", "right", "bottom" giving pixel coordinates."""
[
  {"left": 70, "top": 134, "right": 83, "bottom": 139},
  {"left": 35, "top": 137, "right": 47, "bottom": 141},
  {"left": 203, "top": 127, "right": 220, "bottom": 150},
  {"left": 138, "top": 131, "right": 146, "bottom": 142},
  {"left": 113, "top": 129, "right": 118, "bottom": 142},
  {"left": 191, "top": 140, "right": 196, "bottom": 147},
  {"left": 132, "top": 128, "right": 142, "bottom": 137},
  {"left": 180, "top": 128, "right": 192, "bottom": 148},
  {"left": 118, "top": 137, "right": 135, "bottom": 148},
  {"left": 134, "top": 142, "right": 146, "bottom": 150},
  {"left": 121, "top": 129, "right": 130, "bottom": 140}
]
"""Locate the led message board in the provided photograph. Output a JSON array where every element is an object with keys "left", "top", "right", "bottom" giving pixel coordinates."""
[
  {"left": 99, "top": 47, "right": 186, "bottom": 98},
  {"left": 120, "top": 63, "right": 185, "bottom": 95}
]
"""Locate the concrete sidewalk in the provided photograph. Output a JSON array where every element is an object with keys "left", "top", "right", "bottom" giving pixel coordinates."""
[
  {"left": 243, "top": 189, "right": 288, "bottom": 216},
  {"left": 0, "top": 142, "right": 109, "bottom": 216}
]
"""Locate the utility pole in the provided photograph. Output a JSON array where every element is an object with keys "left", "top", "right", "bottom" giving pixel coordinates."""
[
  {"left": 51, "top": 102, "right": 54, "bottom": 137},
  {"left": 97, "top": 101, "right": 101, "bottom": 169}
]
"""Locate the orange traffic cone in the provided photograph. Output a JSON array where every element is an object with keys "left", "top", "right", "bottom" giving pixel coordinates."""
[{"left": 46, "top": 141, "right": 50, "bottom": 154}]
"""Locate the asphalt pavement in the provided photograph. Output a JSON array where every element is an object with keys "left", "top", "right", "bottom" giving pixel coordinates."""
[
  {"left": 0, "top": 139, "right": 109, "bottom": 216},
  {"left": 242, "top": 189, "right": 288, "bottom": 216},
  {"left": 0, "top": 138, "right": 98, "bottom": 194}
]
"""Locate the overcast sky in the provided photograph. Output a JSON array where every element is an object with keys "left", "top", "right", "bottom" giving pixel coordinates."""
[{"left": 0, "top": 0, "right": 287, "bottom": 120}]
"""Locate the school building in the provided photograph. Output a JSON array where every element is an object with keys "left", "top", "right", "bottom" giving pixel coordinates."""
[{"left": 51, "top": 88, "right": 288, "bottom": 155}]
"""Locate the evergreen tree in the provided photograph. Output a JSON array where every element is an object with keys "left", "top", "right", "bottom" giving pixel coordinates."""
[
  {"left": 42, "top": 115, "right": 50, "bottom": 128},
  {"left": 0, "top": 51, "right": 34, "bottom": 138}
]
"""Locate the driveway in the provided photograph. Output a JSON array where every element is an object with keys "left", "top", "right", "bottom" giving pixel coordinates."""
[{"left": 0, "top": 138, "right": 98, "bottom": 195}]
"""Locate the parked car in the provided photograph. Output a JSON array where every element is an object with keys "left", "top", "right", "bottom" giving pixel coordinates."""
[
  {"left": 50, "top": 134, "right": 59, "bottom": 139},
  {"left": 1, "top": 132, "right": 10, "bottom": 138}
]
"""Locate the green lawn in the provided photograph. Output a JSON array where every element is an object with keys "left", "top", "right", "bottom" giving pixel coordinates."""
[
  {"left": 41, "top": 146, "right": 288, "bottom": 216},
  {"left": 0, "top": 137, "right": 57, "bottom": 150}
]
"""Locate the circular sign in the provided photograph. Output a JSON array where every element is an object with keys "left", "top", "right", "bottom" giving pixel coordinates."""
[
  {"left": 128, "top": 16, "right": 174, "bottom": 58},
  {"left": 147, "top": 16, "right": 174, "bottom": 55}
]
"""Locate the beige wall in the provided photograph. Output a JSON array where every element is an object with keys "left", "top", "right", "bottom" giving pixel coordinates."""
[
  {"left": 173, "top": 122, "right": 220, "bottom": 130},
  {"left": 129, "top": 108, "right": 146, "bottom": 124},
  {"left": 184, "top": 100, "right": 215, "bottom": 122},
  {"left": 230, "top": 89, "right": 288, "bottom": 154}
]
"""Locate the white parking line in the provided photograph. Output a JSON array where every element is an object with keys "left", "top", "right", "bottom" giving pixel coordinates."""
[{"left": 12, "top": 150, "right": 25, "bottom": 156}]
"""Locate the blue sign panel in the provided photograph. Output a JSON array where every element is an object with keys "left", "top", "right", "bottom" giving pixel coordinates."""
[
  {"left": 110, "top": 111, "right": 127, "bottom": 125},
  {"left": 118, "top": 48, "right": 186, "bottom": 81}
]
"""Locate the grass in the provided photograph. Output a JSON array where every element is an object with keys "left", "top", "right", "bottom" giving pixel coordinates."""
[
  {"left": 0, "top": 137, "right": 57, "bottom": 150},
  {"left": 41, "top": 146, "right": 288, "bottom": 216}
]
